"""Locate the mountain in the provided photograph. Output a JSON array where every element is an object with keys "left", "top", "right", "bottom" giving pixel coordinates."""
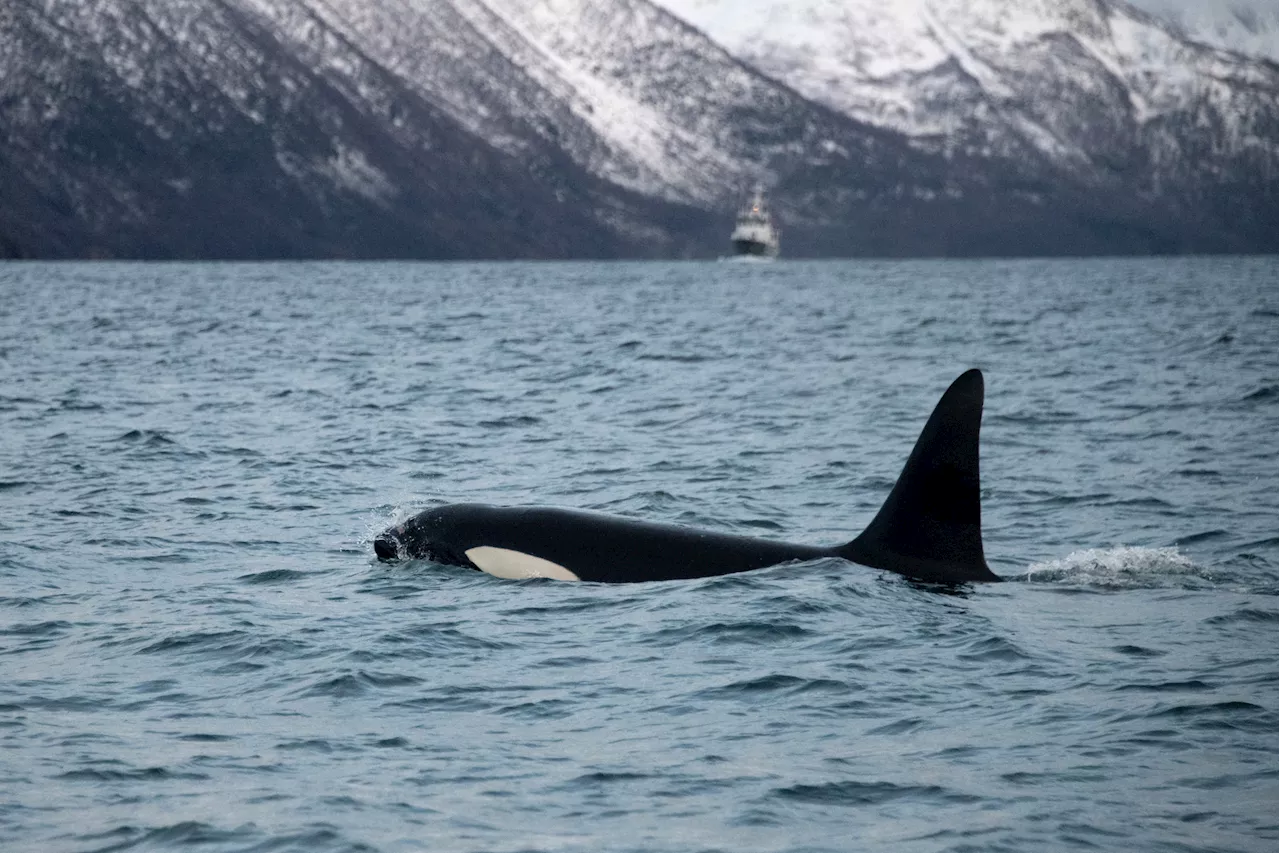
[
  {"left": 1127, "top": 0, "right": 1278, "bottom": 61},
  {"left": 0, "top": 0, "right": 662, "bottom": 259},
  {"left": 654, "top": 0, "right": 1276, "bottom": 230},
  {"left": 0, "top": 0, "right": 1275, "bottom": 259}
]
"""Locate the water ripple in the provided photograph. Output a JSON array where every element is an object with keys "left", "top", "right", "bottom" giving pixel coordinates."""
[
  {"left": 772, "top": 779, "right": 981, "bottom": 806},
  {"left": 0, "top": 258, "right": 1274, "bottom": 853}
]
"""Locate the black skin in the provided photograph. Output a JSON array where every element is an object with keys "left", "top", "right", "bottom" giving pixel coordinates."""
[
  {"left": 374, "top": 369, "right": 1002, "bottom": 585},
  {"left": 374, "top": 503, "right": 834, "bottom": 583}
]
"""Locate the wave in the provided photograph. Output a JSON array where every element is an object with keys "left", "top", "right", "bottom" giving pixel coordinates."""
[
  {"left": 75, "top": 822, "right": 356, "bottom": 853},
  {"left": 1203, "top": 608, "right": 1278, "bottom": 626},
  {"left": 645, "top": 620, "right": 813, "bottom": 647},
  {"left": 477, "top": 414, "right": 542, "bottom": 428},
  {"left": 115, "top": 429, "right": 175, "bottom": 445},
  {"left": 0, "top": 620, "right": 73, "bottom": 637},
  {"left": 1022, "top": 546, "right": 1218, "bottom": 588},
  {"left": 772, "top": 779, "right": 980, "bottom": 806},
  {"left": 693, "top": 674, "right": 849, "bottom": 700},
  {"left": 1241, "top": 384, "right": 1278, "bottom": 402},
  {"left": 297, "top": 670, "right": 424, "bottom": 698},
  {"left": 58, "top": 766, "right": 209, "bottom": 782},
  {"left": 237, "top": 568, "right": 311, "bottom": 584}
]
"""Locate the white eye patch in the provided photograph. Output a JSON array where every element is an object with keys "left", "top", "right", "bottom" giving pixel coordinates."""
[{"left": 464, "top": 546, "right": 581, "bottom": 582}]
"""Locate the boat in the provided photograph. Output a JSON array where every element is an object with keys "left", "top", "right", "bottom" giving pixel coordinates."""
[{"left": 729, "top": 185, "right": 780, "bottom": 259}]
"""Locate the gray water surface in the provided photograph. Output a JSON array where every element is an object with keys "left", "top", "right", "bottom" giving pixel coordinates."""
[{"left": 1, "top": 258, "right": 1276, "bottom": 852}]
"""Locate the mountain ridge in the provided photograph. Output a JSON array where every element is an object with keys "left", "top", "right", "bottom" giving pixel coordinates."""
[
  {"left": 1125, "top": 0, "right": 1278, "bottom": 61},
  {"left": 0, "top": 0, "right": 1274, "bottom": 259}
]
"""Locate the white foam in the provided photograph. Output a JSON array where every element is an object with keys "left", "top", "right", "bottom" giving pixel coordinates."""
[
  {"left": 359, "top": 501, "right": 428, "bottom": 549},
  {"left": 1023, "top": 546, "right": 1214, "bottom": 588}
]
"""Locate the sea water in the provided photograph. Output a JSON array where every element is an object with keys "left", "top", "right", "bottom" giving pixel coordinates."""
[{"left": 0, "top": 257, "right": 1275, "bottom": 852}]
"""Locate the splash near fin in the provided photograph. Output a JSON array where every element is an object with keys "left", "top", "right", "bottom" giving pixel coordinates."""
[{"left": 840, "top": 369, "right": 1000, "bottom": 583}]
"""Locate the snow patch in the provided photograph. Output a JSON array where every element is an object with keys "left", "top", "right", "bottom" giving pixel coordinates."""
[
  {"left": 320, "top": 144, "right": 395, "bottom": 202},
  {"left": 274, "top": 144, "right": 395, "bottom": 203}
]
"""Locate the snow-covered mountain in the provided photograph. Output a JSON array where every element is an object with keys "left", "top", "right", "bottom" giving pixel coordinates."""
[
  {"left": 0, "top": 0, "right": 1274, "bottom": 259},
  {"left": 1128, "top": 0, "right": 1278, "bottom": 61},
  {"left": 238, "top": 0, "right": 818, "bottom": 206},
  {"left": 1, "top": 0, "right": 646, "bottom": 258},
  {"left": 653, "top": 0, "right": 1276, "bottom": 173}
]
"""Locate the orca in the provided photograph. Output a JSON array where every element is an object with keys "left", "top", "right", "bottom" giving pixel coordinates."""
[{"left": 373, "top": 369, "right": 1001, "bottom": 584}]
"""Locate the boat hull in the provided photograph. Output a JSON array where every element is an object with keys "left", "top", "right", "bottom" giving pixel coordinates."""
[{"left": 731, "top": 239, "right": 778, "bottom": 258}]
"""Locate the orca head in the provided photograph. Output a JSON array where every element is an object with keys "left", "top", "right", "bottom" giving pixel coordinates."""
[
  {"left": 373, "top": 504, "right": 581, "bottom": 580},
  {"left": 372, "top": 528, "right": 406, "bottom": 561},
  {"left": 372, "top": 504, "right": 484, "bottom": 566}
]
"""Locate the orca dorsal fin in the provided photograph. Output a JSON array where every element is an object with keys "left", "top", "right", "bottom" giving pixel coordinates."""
[{"left": 839, "top": 369, "right": 1000, "bottom": 583}]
